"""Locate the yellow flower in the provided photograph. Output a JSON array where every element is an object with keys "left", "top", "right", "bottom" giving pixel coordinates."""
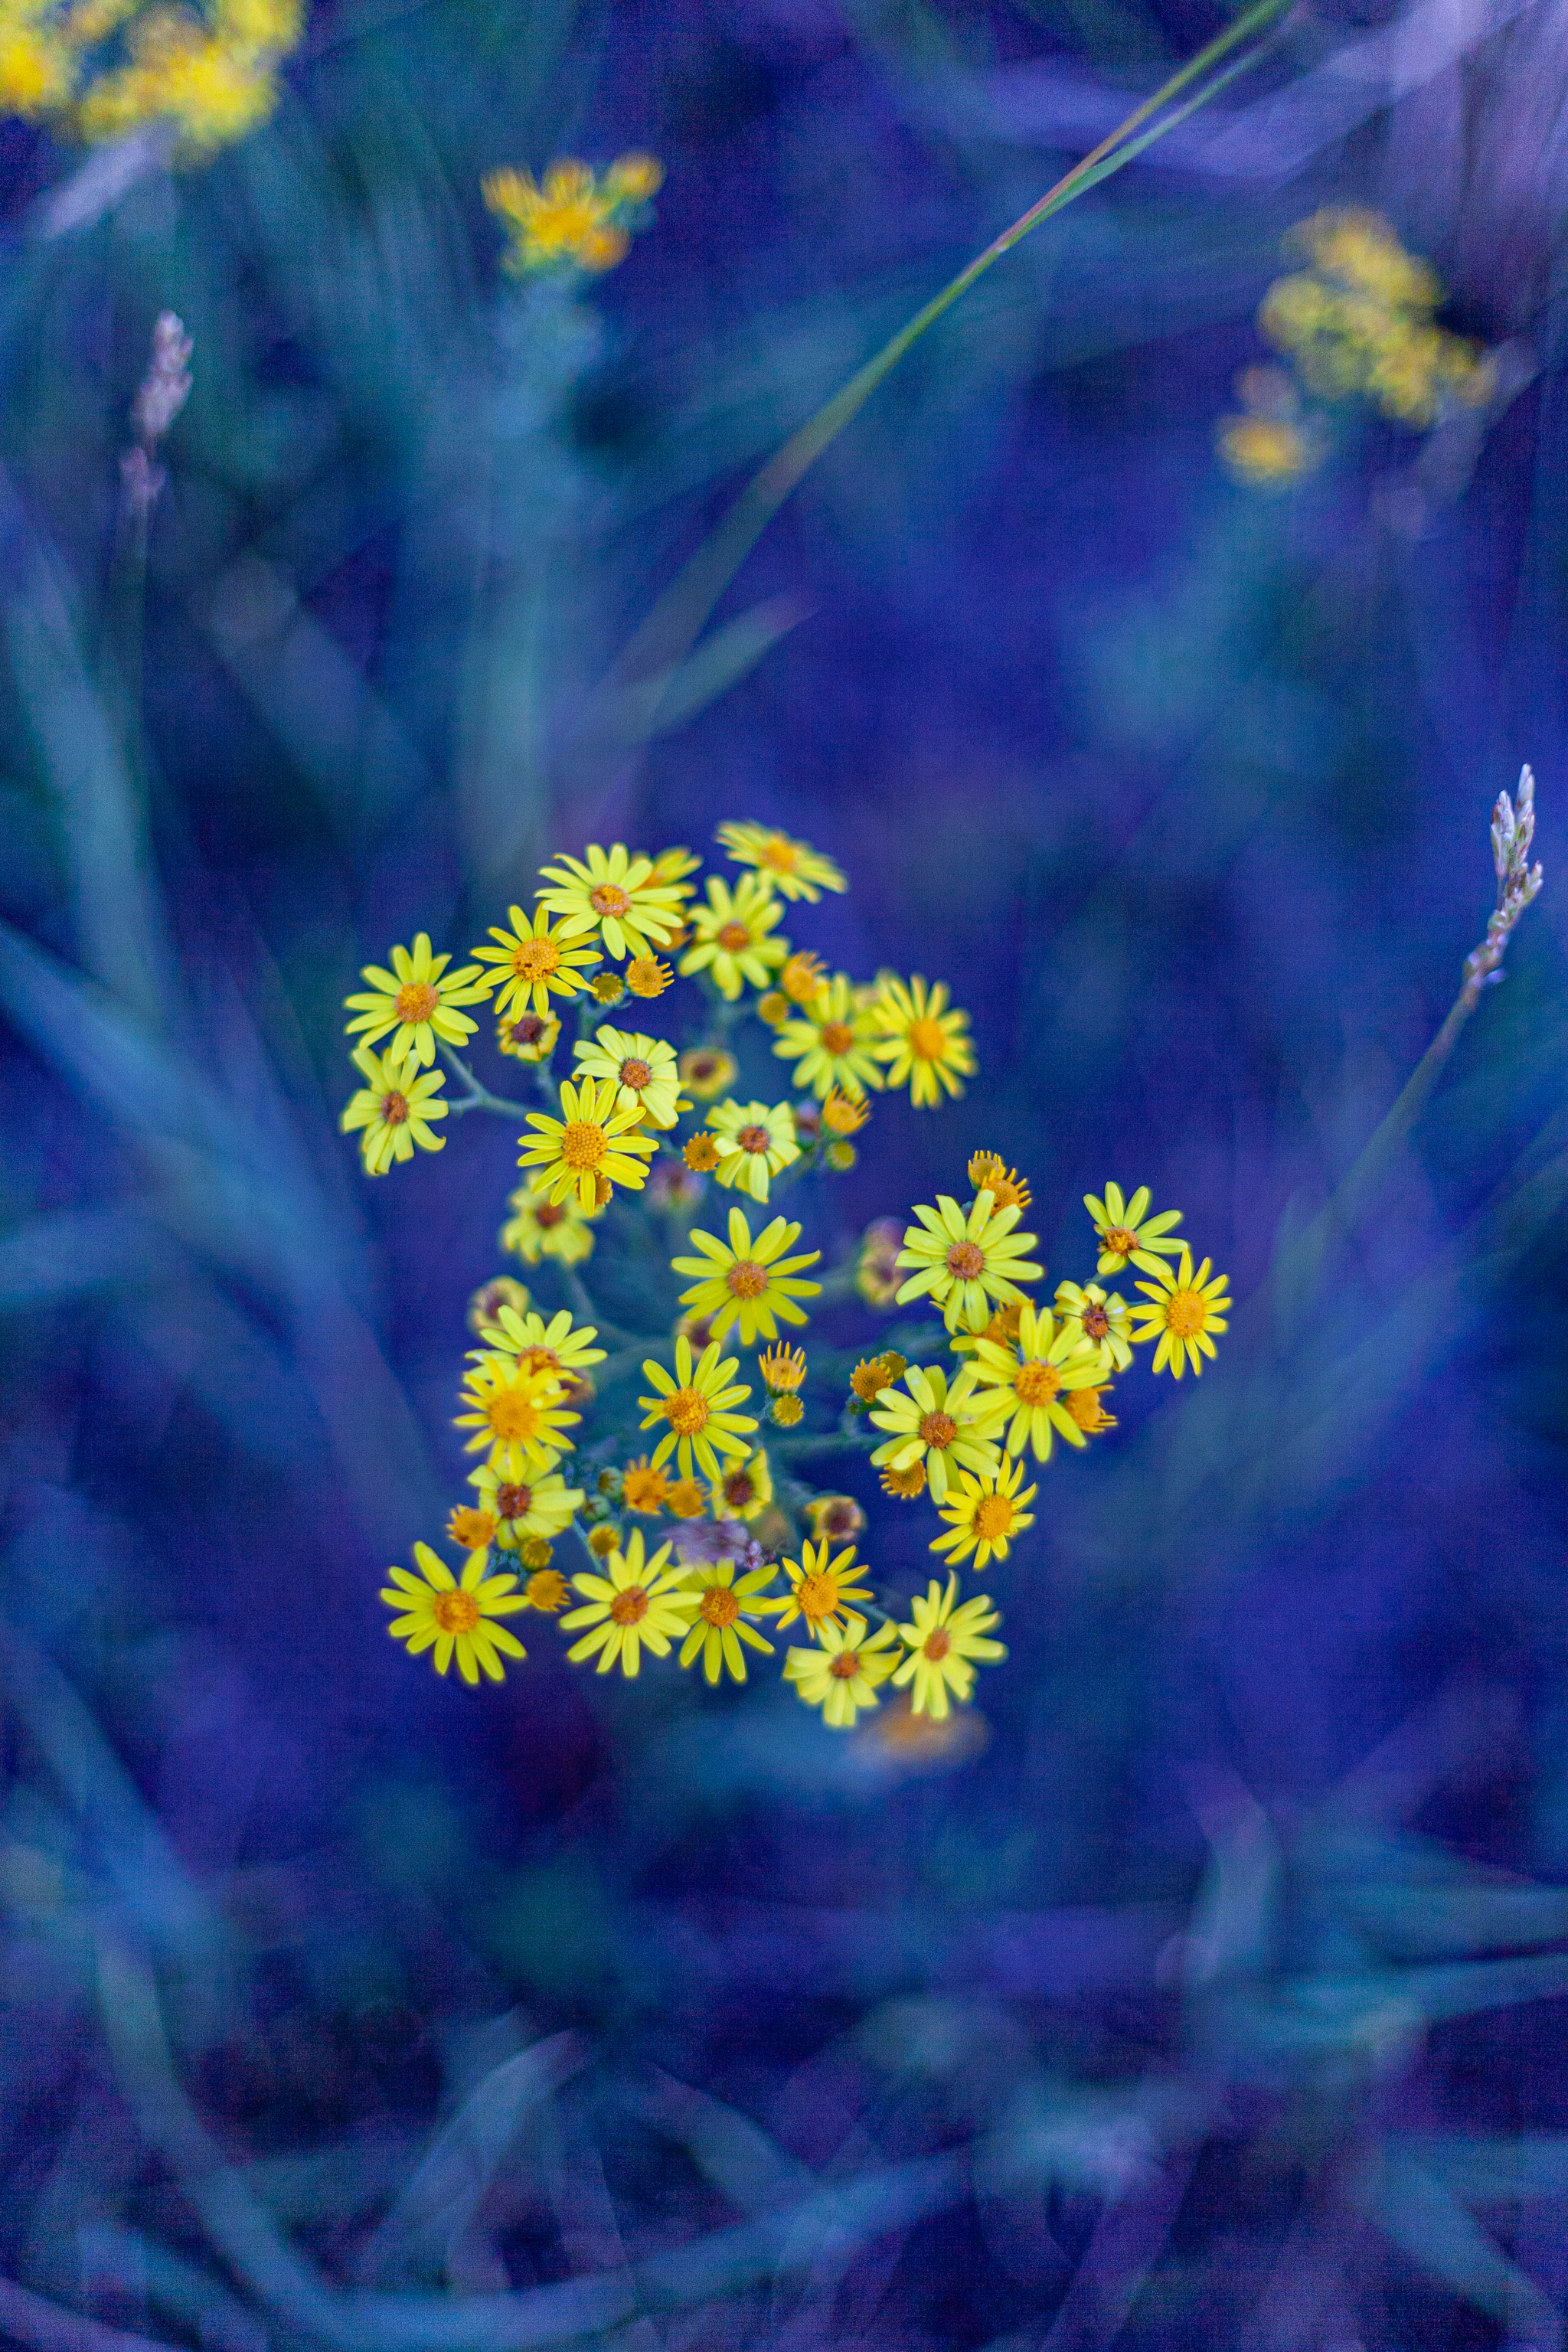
[
  {"left": 929, "top": 1455, "right": 1037, "bottom": 1570},
  {"left": 849, "top": 1351, "right": 905, "bottom": 1404},
  {"left": 684, "top": 1133, "right": 720, "bottom": 1174},
  {"left": 469, "top": 904, "right": 601, "bottom": 1020},
  {"left": 772, "top": 1537, "right": 875, "bottom": 1639},
  {"left": 670, "top": 1207, "right": 822, "bottom": 1346},
  {"left": 822, "top": 1088, "right": 869, "bottom": 1136},
  {"left": 1292, "top": 207, "right": 1440, "bottom": 310},
  {"left": 772, "top": 971, "right": 884, "bottom": 1102},
  {"left": 560, "top": 1530, "right": 696, "bottom": 1676},
  {"left": 784, "top": 1612, "right": 898, "bottom": 1728},
  {"left": 446, "top": 1505, "right": 496, "bottom": 1557},
  {"left": 1218, "top": 413, "right": 1318, "bottom": 488},
  {"left": 880, "top": 1459, "right": 927, "bottom": 1500},
  {"left": 1083, "top": 1182, "right": 1185, "bottom": 1276},
  {"left": 571, "top": 1026, "right": 684, "bottom": 1129},
  {"left": 1129, "top": 1249, "right": 1230, "bottom": 1378},
  {"left": 67, "top": 0, "right": 304, "bottom": 158},
  {"left": 967, "top": 1152, "right": 1031, "bottom": 1214},
  {"left": 779, "top": 949, "right": 828, "bottom": 1004},
  {"left": 895, "top": 1191, "right": 1043, "bottom": 1336},
  {"left": 759, "top": 1342, "right": 807, "bottom": 1393},
  {"left": 677, "top": 1556, "right": 778, "bottom": 1684},
  {"left": 522, "top": 1566, "right": 570, "bottom": 1611},
  {"left": 499, "top": 1182, "right": 599, "bottom": 1266},
  {"left": 867, "top": 1362, "right": 1001, "bottom": 1506},
  {"left": 708, "top": 1447, "right": 773, "bottom": 1523},
  {"left": 482, "top": 153, "right": 663, "bottom": 277},
  {"left": 344, "top": 934, "right": 487, "bottom": 1068},
  {"left": 620, "top": 1457, "right": 671, "bottom": 1515},
  {"left": 805, "top": 1492, "right": 864, "bottom": 1542},
  {"left": 626, "top": 954, "right": 673, "bottom": 999},
  {"left": 472, "top": 1303, "right": 606, "bottom": 1384},
  {"left": 466, "top": 1463, "right": 586, "bottom": 1549},
  {"left": 536, "top": 843, "right": 687, "bottom": 962},
  {"left": 707, "top": 1099, "right": 799, "bottom": 1203},
  {"left": 1052, "top": 1280, "right": 1135, "bottom": 1374},
  {"left": 645, "top": 843, "right": 700, "bottom": 889},
  {"left": 714, "top": 820, "right": 847, "bottom": 903},
  {"left": 679, "top": 873, "right": 789, "bottom": 1001},
  {"left": 496, "top": 1009, "right": 560, "bottom": 1062},
  {"left": 892, "top": 1575, "right": 1005, "bottom": 1719},
  {"left": 679, "top": 1046, "right": 738, "bottom": 1100},
  {"left": 665, "top": 1475, "right": 707, "bottom": 1518},
  {"left": 766, "top": 1391, "right": 803, "bottom": 1426},
  {"left": 340, "top": 1046, "right": 449, "bottom": 1175},
  {"left": 1066, "top": 1385, "right": 1117, "bottom": 1436},
  {"left": 871, "top": 975, "right": 975, "bottom": 1107},
  {"left": 586, "top": 1523, "right": 619, "bottom": 1559},
  {"left": 467, "top": 1276, "right": 531, "bottom": 1338},
  {"left": 968, "top": 1300, "right": 1103, "bottom": 1462},
  {"left": 756, "top": 990, "right": 791, "bottom": 1027},
  {"left": 453, "top": 1359, "right": 579, "bottom": 1480},
  {"left": 591, "top": 972, "right": 627, "bottom": 1008},
  {"left": 381, "top": 1541, "right": 528, "bottom": 1685},
  {"left": 637, "top": 1333, "right": 758, "bottom": 1482},
  {"left": 518, "top": 1073, "right": 658, "bottom": 1210}
]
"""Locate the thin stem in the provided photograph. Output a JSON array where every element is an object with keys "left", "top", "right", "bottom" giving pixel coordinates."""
[
  {"left": 436, "top": 1042, "right": 531, "bottom": 1118},
  {"left": 773, "top": 1431, "right": 877, "bottom": 1460}
]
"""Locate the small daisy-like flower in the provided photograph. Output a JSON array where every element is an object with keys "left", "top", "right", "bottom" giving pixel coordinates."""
[
  {"left": 591, "top": 972, "right": 627, "bottom": 1008},
  {"left": 1065, "top": 1385, "right": 1117, "bottom": 1435},
  {"left": 381, "top": 1542, "right": 529, "bottom": 1685},
  {"left": 341, "top": 1047, "right": 449, "bottom": 1175},
  {"left": 500, "top": 1183, "right": 599, "bottom": 1266},
  {"left": 586, "top": 1523, "right": 619, "bottom": 1558},
  {"left": 472, "top": 1304, "right": 606, "bottom": 1387},
  {"left": 805, "top": 1492, "right": 865, "bottom": 1542},
  {"left": 756, "top": 991, "right": 791, "bottom": 1027},
  {"left": 779, "top": 949, "right": 829, "bottom": 1006},
  {"left": 447, "top": 1505, "right": 497, "bottom": 1557},
  {"left": 518, "top": 1534, "right": 555, "bottom": 1568},
  {"left": 469, "top": 905, "right": 601, "bottom": 1021},
  {"left": 518, "top": 1073, "right": 659, "bottom": 1210},
  {"left": 522, "top": 1567, "right": 570, "bottom": 1611},
  {"left": 626, "top": 954, "right": 674, "bottom": 999},
  {"left": 496, "top": 1009, "right": 561, "bottom": 1062},
  {"left": 483, "top": 155, "right": 662, "bottom": 276},
  {"left": 929, "top": 1455, "right": 1037, "bottom": 1570},
  {"left": 1129, "top": 1249, "right": 1230, "bottom": 1378},
  {"left": 572, "top": 1027, "right": 684, "bottom": 1129},
  {"left": 679, "top": 1046, "right": 738, "bottom": 1100},
  {"left": 1083, "top": 1183, "right": 1185, "bottom": 1277},
  {"left": 677, "top": 1555, "right": 779, "bottom": 1684},
  {"left": 679, "top": 873, "right": 789, "bottom": 1001},
  {"left": 454, "top": 1360, "right": 580, "bottom": 1480},
  {"left": 849, "top": 1352, "right": 905, "bottom": 1405},
  {"left": 759, "top": 1342, "right": 807, "bottom": 1393},
  {"left": 968, "top": 1152, "right": 1031, "bottom": 1214},
  {"left": 867, "top": 1362, "right": 1001, "bottom": 1506},
  {"left": 344, "top": 934, "right": 488, "bottom": 1069},
  {"left": 785, "top": 1612, "right": 899, "bottom": 1728},
  {"left": 881, "top": 1459, "right": 928, "bottom": 1500},
  {"left": 968, "top": 1301, "right": 1103, "bottom": 1462},
  {"left": 708, "top": 1447, "right": 773, "bottom": 1523},
  {"left": 708, "top": 1099, "right": 799, "bottom": 1204},
  {"left": 772, "top": 1537, "right": 875, "bottom": 1639},
  {"left": 822, "top": 1088, "right": 870, "bottom": 1137},
  {"left": 638, "top": 1334, "right": 759, "bottom": 1482},
  {"left": 893, "top": 1575, "right": 1006, "bottom": 1719},
  {"left": 825, "top": 1141, "right": 856, "bottom": 1170},
  {"left": 1052, "top": 1280, "right": 1135, "bottom": 1374},
  {"left": 467, "top": 1276, "right": 531, "bottom": 1338},
  {"left": 772, "top": 972, "right": 885, "bottom": 1102},
  {"left": 684, "top": 1134, "right": 720, "bottom": 1173},
  {"left": 895, "top": 1191, "right": 1044, "bottom": 1335},
  {"left": 714, "top": 820, "right": 848, "bottom": 903},
  {"left": 670, "top": 1207, "right": 822, "bottom": 1346},
  {"left": 855, "top": 1217, "right": 905, "bottom": 1307},
  {"left": 466, "top": 1464, "right": 586, "bottom": 1549},
  {"left": 537, "top": 844, "right": 688, "bottom": 963},
  {"left": 620, "top": 1457, "right": 671, "bottom": 1515},
  {"left": 560, "top": 1530, "right": 697, "bottom": 1677},
  {"left": 665, "top": 1475, "right": 707, "bottom": 1518},
  {"left": 871, "top": 975, "right": 975, "bottom": 1108},
  {"left": 644, "top": 844, "right": 701, "bottom": 889},
  {"left": 767, "top": 1393, "right": 804, "bottom": 1426}
]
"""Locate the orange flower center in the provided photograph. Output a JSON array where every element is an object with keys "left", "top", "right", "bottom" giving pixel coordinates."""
[
  {"left": 1166, "top": 1290, "right": 1207, "bottom": 1338},
  {"left": 590, "top": 883, "right": 632, "bottom": 918},
  {"left": 495, "top": 1481, "right": 533, "bottom": 1517},
  {"left": 609, "top": 1586, "right": 650, "bottom": 1625},
  {"left": 973, "top": 1496, "right": 1014, "bottom": 1540},
  {"left": 1082, "top": 1302, "right": 1110, "bottom": 1340},
  {"left": 945, "top": 1241, "right": 985, "bottom": 1279},
  {"left": 665, "top": 1387, "right": 710, "bottom": 1436},
  {"left": 717, "top": 920, "right": 751, "bottom": 952},
  {"left": 619, "top": 1056, "right": 652, "bottom": 1090},
  {"left": 700, "top": 1586, "right": 740, "bottom": 1626},
  {"left": 1014, "top": 1361, "right": 1060, "bottom": 1406},
  {"left": 828, "top": 1650, "right": 861, "bottom": 1679},
  {"left": 795, "top": 1571, "right": 839, "bottom": 1620},
  {"left": 923, "top": 1627, "right": 952, "bottom": 1661},
  {"left": 918, "top": 1411, "right": 957, "bottom": 1450},
  {"left": 382, "top": 1090, "right": 409, "bottom": 1126},
  {"left": 486, "top": 1390, "right": 547, "bottom": 1442},
  {"left": 394, "top": 981, "right": 440, "bottom": 1024},
  {"left": 1102, "top": 1225, "right": 1138, "bottom": 1256},
  {"left": 760, "top": 838, "right": 799, "bottom": 873},
  {"left": 821, "top": 1021, "right": 854, "bottom": 1055},
  {"left": 560, "top": 1120, "right": 608, "bottom": 1168},
  {"left": 738, "top": 1123, "right": 771, "bottom": 1154},
  {"left": 433, "top": 1590, "right": 481, "bottom": 1634},
  {"left": 908, "top": 1017, "right": 947, "bottom": 1061},
  {"left": 511, "top": 939, "right": 560, "bottom": 979},
  {"left": 726, "top": 1259, "right": 768, "bottom": 1299}
]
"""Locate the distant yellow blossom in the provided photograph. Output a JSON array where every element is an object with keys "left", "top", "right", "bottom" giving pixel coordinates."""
[
  {"left": 472, "top": 1303, "right": 606, "bottom": 1385},
  {"left": 483, "top": 152, "right": 663, "bottom": 277},
  {"left": 684, "top": 1133, "right": 720, "bottom": 1174},
  {"left": 679, "top": 873, "right": 789, "bottom": 1001},
  {"left": 708, "top": 1447, "right": 773, "bottom": 1523},
  {"left": 500, "top": 1181, "right": 599, "bottom": 1266},
  {"left": 58, "top": 0, "right": 304, "bottom": 158},
  {"left": 784, "top": 1612, "right": 898, "bottom": 1727},
  {"left": 779, "top": 949, "right": 828, "bottom": 1004},
  {"left": 1052, "top": 1279, "right": 1135, "bottom": 1374},
  {"left": 1218, "top": 413, "right": 1318, "bottom": 488},
  {"left": 707, "top": 1098, "right": 799, "bottom": 1203},
  {"left": 381, "top": 1542, "right": 528, "bottom": 1686},
  {"left": 871, "top": 975, "right": 975, "bottom": 1107},
  {"left": 714, "top": 821, "right": 847, "bottom": 903},
  {"left": 340, "top": 1046, "right": 448, "bottom": 1175},
  {"left": 679, "top": 1045, "right": 737, "bottom": 1100},
  {"left": 892, "top": 1575, "right": 1005, "bottom": 1719},
  {"left": 620, "top": 1457, "right": 671, "bottom": 1515},
  {"left": 344, "top": 934, "right": 486, "bottom": 1068},
  {"left": 805, "top": 1493, "right": 864, "bottom": 1541},
  {"left": 671, "top": 1206, "right": 821, "bottom": 1346}
]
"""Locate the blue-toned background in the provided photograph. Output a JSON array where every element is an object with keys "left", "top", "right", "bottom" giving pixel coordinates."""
[{"left": 4, "top": 2, "right": 1568, "bottom": 2343}]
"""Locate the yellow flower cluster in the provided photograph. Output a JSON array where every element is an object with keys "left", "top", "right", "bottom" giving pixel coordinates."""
[
  {"left": 0, "top": 0, "right": 302, "bottom": 157},
  {"left": 482, "top": 153, "right": 663, "bottom": 277}
]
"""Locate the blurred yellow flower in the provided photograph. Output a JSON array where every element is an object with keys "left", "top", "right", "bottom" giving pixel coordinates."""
[
  {"left": 466, "top": 1464, "right": 585, "bottom": 1550},
  {"left": 339, "top": 1046, "right": 448, "bottom": 1176},
  {"left": 871, "top": 974, "right": 975, "bottom": 1107},
  {"left": 483, "top": 152, "right": 664, "bottom": 276},
  {"left": 772, "top": 972, "right": 884, "bottom": 1101},
  {"left": 678, "top": 1045, "right": 737, "bottom": 1099},
  {"left": 454, "top": 1359, "right": 579, "bottom": 1480},
  {"left": 680, "top": 872, "right": 789, "bottom": 1001},
  {"left": 12, "top": 0, "right": 305, "bottom": 157},
  {"left": 499, "top": 1181, "right": 599, "bottom": 1266},
  {"left": 707, "top": 1098, "right": 799, "bottom": 1203},
  {"left": 707, "top": 1446, "right": 773, "bottom": 1523},
  {"left": 892, "top": 1575, "right": 1005, "bottom": 1719},
  {"left": 715, "top": 820, "right": 847, "bottom": 903},
  {"left": 784, "top": 1612, "right": 898, "bottom": 1728},
  {"left": 1218, "top": 413, "right": 1318, "bottom": 489}
]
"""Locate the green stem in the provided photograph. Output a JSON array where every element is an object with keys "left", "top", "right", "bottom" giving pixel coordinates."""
[{"left": 436, "top": 1042, "right": 531, "bottom": 1118}]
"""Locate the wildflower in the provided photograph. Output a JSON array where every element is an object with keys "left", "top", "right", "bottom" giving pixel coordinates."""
[
  {"left": 677, "top": 1555, "right": 779, "bottom": 1684},
  {"left": 867, "top": 1362, "right": 1001, "bottom": 1506},
  {"left": 591, "top": 972, "right": 627, "bottom": 1008},
  {"left": 849, "top": 1353, "right": 904, "bottom": 1405},
  {"left": 482, "top": 153, "right": 663, "bottom": 277},
  {"left": 454, "top": 1360, "right": 579, "bottom": 1480},
  {"left": 472, "top": 1303, "right": 606, "bottom": 1383},
  {"left": 785, "top": 1612, "right": 899, "bottom": 1728},
  {"left": 518, "top": 1073, "right": 658, "bottom": 1210},
  {"left": 620, "top": 1457, "right": 670, "bottom": 1515},
  {"left": 496, "top": 1009, "right": 560, "bottom": 1061},
  {"left": 714, "top": 820, "right": 847, "bottom": 903},
  {"left": 1052, "top": 1279, "right": 1135, "bottom": 1374},
  {"left": 626, "top": 954, "right": 673, "bottom": 999},
  {"left": 780, "top": 951, "right": 828, "bottom": 1007},
  {"left": 560, "top": 1530, "right": 697, "bottom": 1677},
  {"left": 929, "top": 1456, "right": 1037, "bottom": 1570},
  {"left": 967, "top": 1152, "right": 1031, "bottom": 1214},
  {"left": 637, "top": 1333, "right": 758, "bottom": 1482},
  {"left": 381, "top": 1543, "right": 528, "bottom": 1686},
  {"left": 469, "top": 904, "right": 601, "bottom": 1021},
  {"left": 871, "top": 975, "right": 975, "bottom": 1107},
  {"left": 1291, "top": 207, "right": 1439, "bottom": 309},
  {"left": 773, "top": 1537, "right": 875, "bottom": 1638},
  {"left": 684, "top": 1133, "right": 720, "bottom": 1174},
  {"left": 708, "top": 1447, "right": 772, "bottom": 1522},
  {"left": 523, "top": 1567, "right": 570, "bottom": 1611},
  {"left": 340, "top": 1046, "right": 449, "bottom": 1175},
  {"left": 772, "top": 972, "right": 884, "bottom": 1102},
  {"left": 892, "top": 1575, "right": 1006, "bottom": 1719},
  {"left": 950, "top": 1298, "right": 1024, "bottom": 1359},
  {"left": 767, "top": 1393, "right": 804, "bottom": 1426},
  {"left": 759, "top": 1342, "right": 807, "bottom": 1393},
  {"left": 466, "top": 1276, "right": 531, "bottom": 1338},
  {"left": 1065, "top": 1386, "right": 1117, "bottom": 1435},
  {"left": 806, "top": 1492, "right": 865, "bottom": 1542},
  {"left": 1129, "top": 1249, "right": 1231, "bottom": 1378},
  {"left": 572, "top": 1027, "right": 684, "bottom": 1129},
  {"left": 646, "top": 844, "right": 701, "bottom": 890},
  {"left": 679, "top": 872, "right": 789, "bottom": 1001},
  {"left": 855, "top": 1217, "right": 905, "bottom": 1307},
  {"left": 880, "top": 1460, "right": 927, "bottom": 1500},
  {"left": 537, "top": 843, "right": 687, "bottom": 962},
  {"left": 1218, "top": 413, "right": 1318, "bottom": 488},
  {"left": 344, "top": 934, "right": 487, "bottom": 1068},
  {"left": 825, "top": 1141, "right": 856, "bottom": 1169},
  {"left": 500, "top": 1182, "right": 599, "bottom": 1266},
  {"left": 67, "top": 0, "right": 306, "bottom": 159},
  {"left": 822, "top": 1088, "right": 870, "bottom": 1136},
  {"left": 518, "top": 1535, "right": 554, "bottom": 1570},
  {"left": 671, "top": 1207, "right": 822, "bottom": 1346},
  {"left": 467, "top": 1465, "right": 586, "bottom": 1548},
  {"left": 756, "top": 991, "right": 791, "bottom": 1027},
  {"left": 895, "top": 1191, "right": 1043, "bottom": 1336},
  {"left": 1083, "top": 1183, "right": 1185, "bottom": 1277},
  {"left": 446, "top": 1505, "right": 496, "bottom": 1557},
  {"left": 665, "top": 1475, "right": 707, "bottom": 1518},
  {"left": 969, "top": 1301, "right": 1104, "bottom": 1462},
  {"left": 708, "top": 1099, "right": 799, "bottom": 1203},
  {"left": 586, "top": 1523, "right": 619, "bottom": 1558},
  {"left": 678, "top": 1046, "right": 737, "bottom": 1100}
]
